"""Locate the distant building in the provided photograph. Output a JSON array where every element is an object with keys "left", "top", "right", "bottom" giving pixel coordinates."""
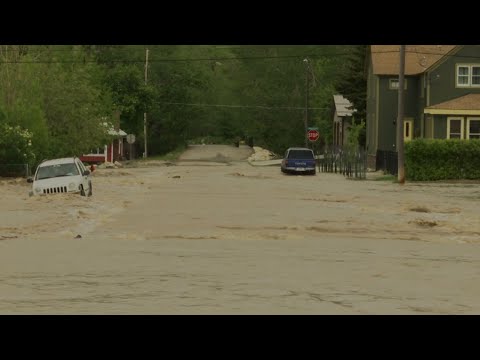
[
  {"left": 79, "top": 123, "right": 127, "bottom": 164},
  {"left": 333, "top": 94, "right": 356, "bottom": 147},
  {"left": 365, "top": 45, "right": 480, "bottom": 169}
]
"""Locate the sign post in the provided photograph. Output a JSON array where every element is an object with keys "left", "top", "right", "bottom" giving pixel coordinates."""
[
  {"left": 307, "top": 127, "right": 320, "bottom": 142},
  {"left": 307, "top": 127, "right": 320, "bottom": 171},
  {"left": 126, "top": 134, "right": 136, "bottom": 160}
]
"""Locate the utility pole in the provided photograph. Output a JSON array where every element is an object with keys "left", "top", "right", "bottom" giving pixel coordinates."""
[
  {"left": 304, "top": 58, "right": 309, "bottom": 148},
  {"left": 143, "top": 48, "right": 149, "bottom": 158},
  {"left": 396, "top": 45, "right": 406, "bottom": 184}
]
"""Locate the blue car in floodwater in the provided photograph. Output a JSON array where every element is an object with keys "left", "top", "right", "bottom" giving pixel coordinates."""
[{"left": 281, "top": 147, "right": 316, "bottom": 175}]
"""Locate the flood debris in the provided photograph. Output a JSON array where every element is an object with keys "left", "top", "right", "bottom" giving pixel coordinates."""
[
  {"left": 0, "top": 235, "right": 18, "bottom": 240},
  {"left": 410, "top": 219, "right": 438, "bottom": 227},
  {"left": 409, "top": 206, "right": 431, "bottom": 213},
  {"left": 247, "top": 146, "right": 277, "bottom": 162}
]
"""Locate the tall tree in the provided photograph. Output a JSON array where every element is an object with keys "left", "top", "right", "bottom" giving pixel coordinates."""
[
  {"left": 0, "top": 45, "right": 357, "bottom": 166},
  {"left": 334, "top": 45, "right": 368, "bottom": 147},
  {"left": 335, "top": 45, "right": 367, "bottom": 120},
  {"left": 0, "top": 45, "right": 114, "bottom": 167}
]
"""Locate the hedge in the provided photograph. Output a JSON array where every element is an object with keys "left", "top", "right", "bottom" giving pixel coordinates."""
[{"left": 405, "top": 139, "right": 480, "bottom": 181}]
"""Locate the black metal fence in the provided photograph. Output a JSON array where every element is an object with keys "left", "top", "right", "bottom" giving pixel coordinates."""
[
  {"left": 0, "top": 164, "right": 31, "bottom": 178},
  {"left": 319, "top": 146, "right": 367, "bottom": 179},
  {"left": 376, "top": 150, "right": 398, "bottom": 176}
]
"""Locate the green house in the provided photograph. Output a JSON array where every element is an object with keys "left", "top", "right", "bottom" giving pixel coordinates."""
[{"left": 366, "top": 45, "right": 480, "bottom": 169}]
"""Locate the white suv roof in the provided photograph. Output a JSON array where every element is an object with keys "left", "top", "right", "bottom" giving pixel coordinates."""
[{"left": 40, "top": 157, "right": 78, "bottom": 166}]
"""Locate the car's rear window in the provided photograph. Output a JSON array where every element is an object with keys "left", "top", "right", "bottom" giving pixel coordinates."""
[{"left": 287, "top": 150, "right": 314, "bottom": 159}]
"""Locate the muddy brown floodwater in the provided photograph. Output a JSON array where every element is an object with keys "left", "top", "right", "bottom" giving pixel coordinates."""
[{"left": 1, "top": 145, "right": 480, "bottom": 314}]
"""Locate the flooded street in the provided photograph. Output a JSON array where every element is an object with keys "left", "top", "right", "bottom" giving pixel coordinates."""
[{"left": 1, "top": 145, "right": 480, "bottom": 314}]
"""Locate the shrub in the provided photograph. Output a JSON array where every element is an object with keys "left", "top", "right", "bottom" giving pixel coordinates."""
[
  {"left": 405, "top": 139, "right": 480, "bottom": 181},
  {"left": 0, "top": 123, "right": 36, "bottom": 166}
]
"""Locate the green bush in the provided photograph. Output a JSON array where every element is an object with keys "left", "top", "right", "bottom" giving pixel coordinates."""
[
  {"left": 405, "top": 139, "right": 480, "bottom": 181},
  {"left": 0, "top": 123, "right": 36, "bottom": 166}
]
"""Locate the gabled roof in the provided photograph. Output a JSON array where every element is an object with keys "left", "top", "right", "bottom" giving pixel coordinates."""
[
  {"left": 424, "top": 94, "right": 480, "bottom": 115},
  {"left": 333, "top": 94, "right": 355, "bottom": 116},
  {"left": 371, "top": 45, "right": 457, "bottom": 75}
]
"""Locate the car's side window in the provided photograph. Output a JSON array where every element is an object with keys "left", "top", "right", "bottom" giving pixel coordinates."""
[
  {"left": 64, "top": 163, "right": 79, "bottom": 175},
  {"left": 76, "top": 160, "right": 86, "bottom": 174}
]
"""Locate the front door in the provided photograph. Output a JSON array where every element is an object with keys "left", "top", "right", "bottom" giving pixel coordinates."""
[{"left": 404, "top": 119, "right": 413, "bottom": 142}]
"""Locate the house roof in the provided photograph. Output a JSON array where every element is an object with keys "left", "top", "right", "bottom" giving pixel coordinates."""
[
  {"left": 102, "top": 122, "right": 127, "bottom": 136},
  {"left": 424, "top": 94, "right": 480, "bottom": 115},
  {"left": 333, "top": 94, "right": 355, "bottom": 116},
  {"left": 107, "top": 127, "right": 127, "bottom": 136},
  {"left": 371, "top": 45, "right": 457, "bottom": 75}
]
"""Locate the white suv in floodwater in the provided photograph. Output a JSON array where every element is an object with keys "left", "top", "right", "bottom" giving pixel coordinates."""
[{"left": 28, "top": 157, "right": 92, "bottom": 196}]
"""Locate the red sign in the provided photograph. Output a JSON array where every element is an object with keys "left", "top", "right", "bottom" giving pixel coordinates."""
[{"left": 307, "top": 129, "right": 320, "bottom": 142}]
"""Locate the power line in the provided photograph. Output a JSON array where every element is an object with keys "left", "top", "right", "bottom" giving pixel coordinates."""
[
  {"left": 0, "top": 53, "right": 350, "bottom": 64},
  {"left": 160, "top": 102, "right": 331, "bottom": 110},
  {"left": 0, "top": 46, "right": 144, "bottom": 52},
  {"left": 0, "top": 46, "right": 460, "bottom": 57},
  {"left": 0, "top": 48, "right": 479, "bottom": 64}
]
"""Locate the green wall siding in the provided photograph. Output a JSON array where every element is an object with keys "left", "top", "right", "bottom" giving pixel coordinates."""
[
  {"left": 418, "top": 75, "right": 426, "bottom": 137},
  {"left": 409, "top": 77, "right": 422, "bottom": 138},
  {"left": 378, "top": 75, "right": 420, "bottom": 151},
  {"left": 434, "top": 115, "right": 447, "bottom": 139},
  {"left": 366, "top": 56, "right": 377, "bottom": 155},
  {"left": 419, "top": 74, "right": 425, "bottom": 98},
  {"left": 428, "top": 46, "right": 480, "bottom": 106}
]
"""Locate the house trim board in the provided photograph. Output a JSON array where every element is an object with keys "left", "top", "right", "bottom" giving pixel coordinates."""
[{"left": 424, "top": 109, "right": 480, "bottom": 115}]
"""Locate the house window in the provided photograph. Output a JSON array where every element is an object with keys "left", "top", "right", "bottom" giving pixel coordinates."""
[
  {"left": 404, "top": 119, "right": 413, "bottom": 142},
  {"left": 457, "top": 66, "right": 469, "bottom": 86},
  {"left": 447, "top": 117, "right": 464, "bottom": 139},
  {"left": 389, "top": 78, "right": 407, "bottom": 90},
  {"left": 456, "top": 64, "right": 480, "bottom": 87},
  {"left": 467, "top": 118, "right": 480, "bottom": 139},
  {"left": 472, "top": 67, "right": 480, "bottom": 85}
]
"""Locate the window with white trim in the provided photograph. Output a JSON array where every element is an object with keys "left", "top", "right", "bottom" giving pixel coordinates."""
[
  {"left": 447, "top": 117, "right": 464, "bottom": 139},
  {"left": 467, "top": 118, "right": 480, "bottom": 139},
  {"left": 389, "top": 78, "right": 407, "bottom": 90},
  {"left": 456, "top": 64, "right": 480, "bottom": 87},
  {"left": 472, "top": 67, "right": 480, "bottom": 85}
]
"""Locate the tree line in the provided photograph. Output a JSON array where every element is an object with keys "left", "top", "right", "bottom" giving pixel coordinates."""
[{"left": 0, "top": 45, "right": 366, "bottom": 167}]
